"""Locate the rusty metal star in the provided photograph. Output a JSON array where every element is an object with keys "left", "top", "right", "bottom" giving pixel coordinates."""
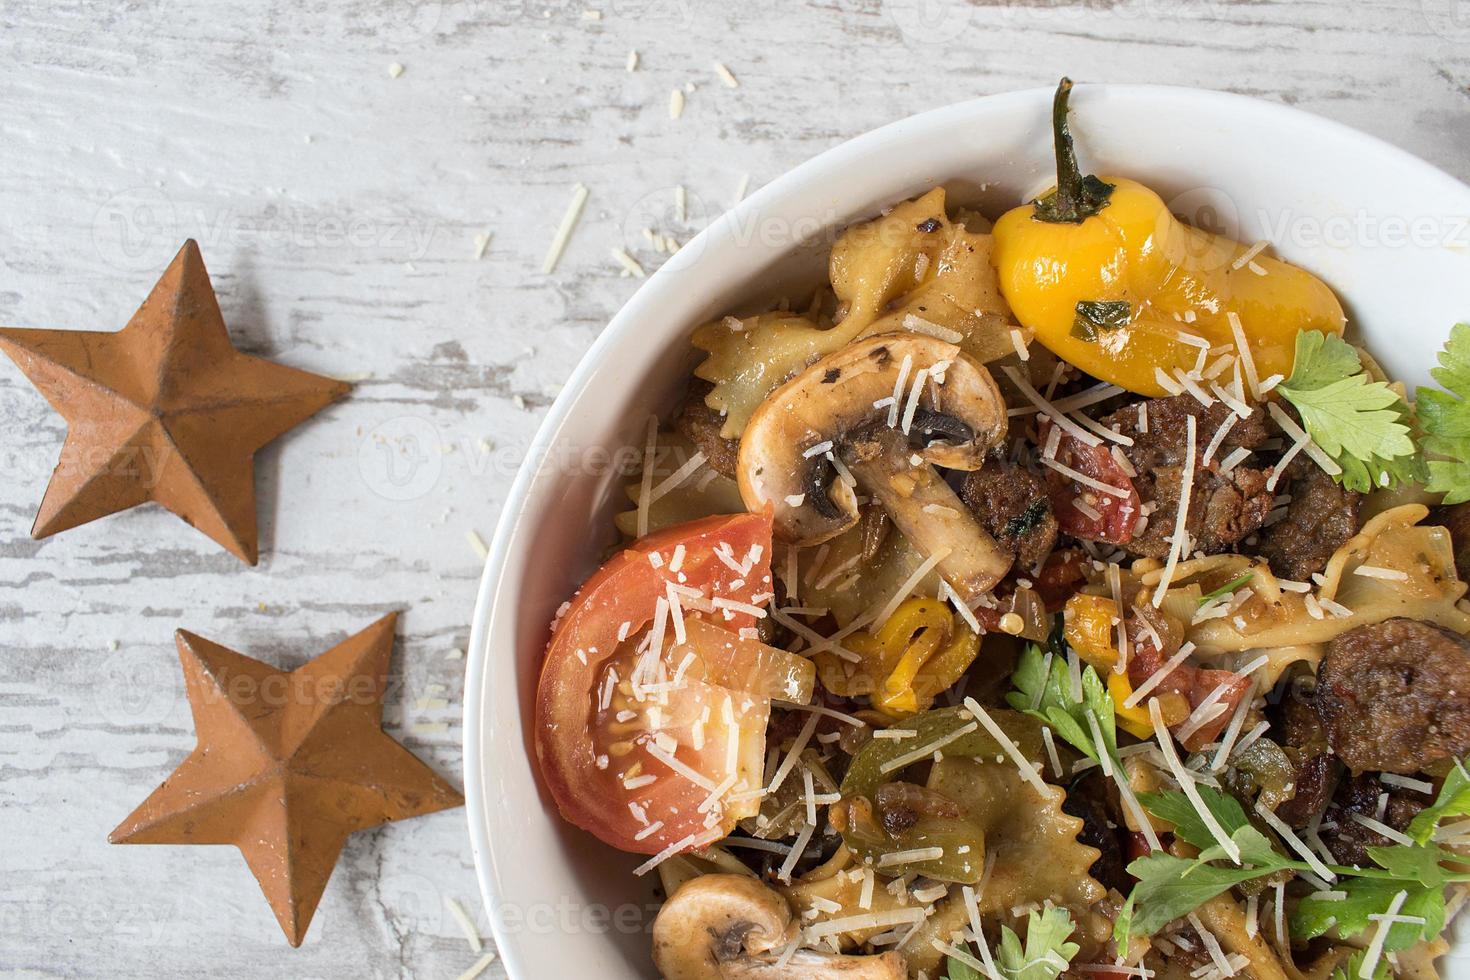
[
  {"left": 109, "top": 613, "right": 464, "bottom": 946},
  {"left": 0, "top": 239, "right": 350, "bottom": 563}
]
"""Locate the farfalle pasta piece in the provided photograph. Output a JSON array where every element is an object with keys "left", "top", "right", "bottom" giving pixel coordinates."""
[
  {"left": 926, "top": 756, "right": 1104, "bottom": 915},
  {"left": 613, "top": 428, "right": 745, "bottom": 539},
  {"left": 781, "top": 845, "right": 919, "bottom": 948},
  {"left": 691, "top": 188, "right": 1019, "bottom": 438},
  {"left": 1187, "top": 504, "right": 1470, "bottom": 653}
]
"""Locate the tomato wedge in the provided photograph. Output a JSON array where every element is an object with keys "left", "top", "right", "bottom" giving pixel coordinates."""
[
  {"left": 1039, "top": 420, "right": 1141, "bottom": 545},
  {"left": 1127, "top": 639, "right": 1249, "bottom": 750},
  {"left": 534, "top": 512, "right": 812, "bottom": 855}
]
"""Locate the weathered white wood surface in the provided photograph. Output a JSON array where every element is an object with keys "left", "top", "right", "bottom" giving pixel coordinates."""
[{"left": 1, "top": 0, "right": 1467, "bottom": 976}]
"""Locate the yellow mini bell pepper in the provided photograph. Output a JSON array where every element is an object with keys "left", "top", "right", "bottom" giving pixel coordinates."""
[
  {"left": 815, "top": 597, "right": 980, "bottom": 719},
  {"left": 992, "top": 79, "right": 1346, "bottom": 396},
  {"left": 1108, "top": 673, "right": 1155, "bottom": 739},
  {"left": 1063, "top": 593, "right": 1119, "bottom": 672}
]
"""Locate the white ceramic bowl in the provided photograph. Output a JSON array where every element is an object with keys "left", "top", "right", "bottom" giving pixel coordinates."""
[{"left": 465, "top": 84, "right": 1470, "bottom": 979}]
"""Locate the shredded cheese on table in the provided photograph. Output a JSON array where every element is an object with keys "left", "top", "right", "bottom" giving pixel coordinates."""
[
  {"left": 542, "top": 183, "right": 590, "bottom": 274},
  {"left": 444, "top": 897, "right": 483, "bottom": 952}
]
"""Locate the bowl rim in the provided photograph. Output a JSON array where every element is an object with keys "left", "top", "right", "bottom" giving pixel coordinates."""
[{"left": 462, "top": 82, "right": 1470, "bottom": 980}]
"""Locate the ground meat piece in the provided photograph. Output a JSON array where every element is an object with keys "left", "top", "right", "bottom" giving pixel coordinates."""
[
  {"left": 1316, "top": 618, "right": 1470, "bottom": 774},
  {"left": 1430, "top": 500, "right": 1470, "bottom": 583},
  {"left": 1097, "top": 395, "right": 1275, "bottom": 559},
  {"left": 1104, "top": 395, "right": 1273, "bottom": 471},
  {"left": 1273, "top": 691, "right": 1341, "bottom": 829},
  {"left": 673, "top": 379, "right": 739, "bottom": 478},
  {"left": 1127, "top": 463, "right": 1273, "bottom": 559},
  {"left": 1255, "top": 459, "right": 1361, "bottom": 581},
  {"left": 1061, "top": 770, "right": 1128, "bottom": 893},
  {"left": 960, "top": 455, "right": 1058, "bottom": 570},
  {"left": 1319, "top": 772, "right": 1430, "bottom": 867}
]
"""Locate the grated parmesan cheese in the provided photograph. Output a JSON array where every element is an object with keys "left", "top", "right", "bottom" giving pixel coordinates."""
[
  {"left": 542, "top": 182, "right": 590, "bottom": 274},
  {"left": 1151, "top": 415, "right": 1197, "bottom": 606},
  {"left": 444, "top": 897, "right": 483, "bottom": 952},
  {"left": 713, "top": 61, "right": 738, "bottom": 88},
  {"left": 1151, "top": 698, "right": 1241, "bottom": 863},
  {"left": 1228, "top": 313, "right": 1261, "bottom": 399},
  {"left": 1257, "top": 802, "right": 1336, "bottom": 880},
  {"left": 879, "top": 722, "right": 978, "bottom": 775},
  {"left": 964, "top": 697, "right": 1049, "bottom": 795},
  {"left": 1009, "top": 328, "right": 1031, "bottom": 361},
  {"left": 1349, "top": 811, "right": 1416, "bottom": 847},
  {"left": 1359, "top": 890, "right": 1409, "bottom": 978},
  {"left": 1005, "top": 371, "right": 1104, "bottom": 448},
  {"left": 887, "top": 354, "right": 914, "bottom": 428}
]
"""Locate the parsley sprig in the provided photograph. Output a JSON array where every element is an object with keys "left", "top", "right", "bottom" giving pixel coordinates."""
[
  {"left": 946, "top": 907, "right": 1079, "bottom": 980},
  {"left": 1417, "top": 322, "right": 1470, "bottom": 503},
  {"left": 1122, "top": 772, "right": 1470, "bottom": 953},
  {"left": 1005, "top": 639, "right": 1119, "bottom": 766},
  {"left": 1276, "top": 331, "right": 1422, "bottom": 492},
  {"left": 1332, "top": 950, "right": 1390, "bottom": 980}
]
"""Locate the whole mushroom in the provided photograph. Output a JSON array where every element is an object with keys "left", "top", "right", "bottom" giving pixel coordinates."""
[
  {"left": 652, "top": 874, "right": 906, "bottom": 979},
  {"left": 738, "top": 333, "right": 1013, "bottom": 603}
]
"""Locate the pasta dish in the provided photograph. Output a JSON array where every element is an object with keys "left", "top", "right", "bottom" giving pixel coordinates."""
[{"left": 532, "top": 79, "right": 1470, "bottom": 980}]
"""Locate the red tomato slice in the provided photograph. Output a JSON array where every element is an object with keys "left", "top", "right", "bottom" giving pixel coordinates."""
[
  {"left": 1126, "top": 640, "right": 1249, "bottom": 750},
  {"left": 1039, "top": 420, "right": 1141, "bottom": 545},
  {"left": 535, "top": 512, "right": 797, "bottom": 855}
]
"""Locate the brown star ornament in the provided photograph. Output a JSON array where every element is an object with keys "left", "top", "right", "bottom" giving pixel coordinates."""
[
  {"left": 0, "top": 239, "right": 350, "bottom": 563},
  {"left": 109, "top": 613, "right": 464, "bottom": 946}
]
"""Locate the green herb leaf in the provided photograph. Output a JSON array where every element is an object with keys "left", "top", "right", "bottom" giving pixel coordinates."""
[
  {"left": 1277, "top": 331, "right": 1422, "bottom": 492},
  {"left": 1005, "top": 643, "right": 1117, "bottom": 764},
  {"left": 1194, "top": 824, "right": 1283, "bottom": 868},
  {"left": 1365, "top": 843, "right": 1455, "bottom": 888},
  {"left": 1071, "top": 300, "right": 1131, "bottom": 342},
  {"left": 1285, "top": 329, "right": 1362, "bottom": 390},
  {"left": 995, "top": 907, "right": 1079, "bottom": 980},
  {"left": 1406, "top": 759, "right": 1470, "bottom": 844},
  {"left": 946, "top": 955, "right": 985, "bottom": 980},
  {"left": 1198, "top": 572, "right": 1254, "bottom": 606},
  {"left": 1289, "top": 878, "right": 1443, "bottom": 952},
  {"left": 1124, "top": 770, "right": 1470, "bottom": 947},
  {"left": 1331, "top": 949, "right": 1390, "bottom": 980},
  {"left": 1139, "top": 786, "right": 1252, "bottom": 851},
  {"left": 1418, "top": 323, "right": 1470, "bottom": 504},
  {"left": 1112, "top": 891, "right": 1136, "bottom": 955},
  {"left": 1125, "top": 851, "right": 1264, "bottom": 935}
]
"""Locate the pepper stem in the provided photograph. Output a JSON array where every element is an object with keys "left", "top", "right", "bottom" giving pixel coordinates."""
[{"left": 1033, "top": 77, "right": 1115, "bottom": 224}]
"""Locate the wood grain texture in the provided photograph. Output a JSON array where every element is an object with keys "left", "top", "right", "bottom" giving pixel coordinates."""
[{"left": 0, "top": 0, "right": 1467, "bottom": 976}]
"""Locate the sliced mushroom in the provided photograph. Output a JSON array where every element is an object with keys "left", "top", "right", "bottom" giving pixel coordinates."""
[
  {"left": 738, "top": 332, "right": 1012, "bottom": 602},
  {"left": 652, "top": 874, "right": 906, "bottom": 980}
]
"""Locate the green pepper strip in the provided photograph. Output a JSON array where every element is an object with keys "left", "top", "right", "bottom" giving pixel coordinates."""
[{"left": 837, "top": 706, "right": 1046, "bottom": 883}]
